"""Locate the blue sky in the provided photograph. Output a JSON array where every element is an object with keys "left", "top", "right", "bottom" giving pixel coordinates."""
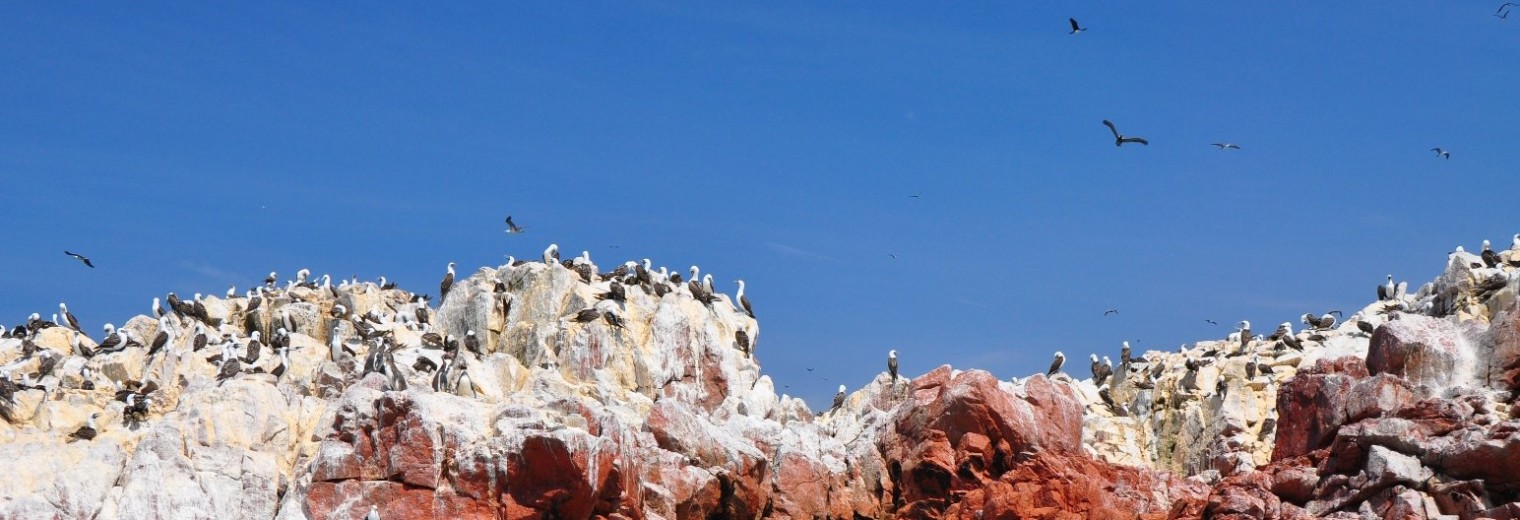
[{"left": 3, "top": 3, "right": 1519, "bottom": 408}]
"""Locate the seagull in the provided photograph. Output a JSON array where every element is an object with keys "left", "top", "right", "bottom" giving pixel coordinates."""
[
  {"left": 1068, "top": 18, "right": 1087, "bottom": 34},
  {"left": 504, "top": 215, "right": 525, "bottom": 234},
  {"left": 1102, "top": 120, "right": 1148, "bottom": 147},
  {"left": 64, "top": 251, "right": 95, "bottom": 268},
  {"left": 1431, "top": 147, "right": 1451, "bottom": 159},
  {"left": 1211, "top": 143, "right": 1241, "bottom": 150}
]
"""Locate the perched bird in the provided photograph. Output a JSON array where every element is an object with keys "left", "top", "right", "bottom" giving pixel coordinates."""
[
  {"left": 1237, "top": 320, "right": 1252, "bottom": 351},
  {"left": 59, "top": 303, "right": 81, "bottom": 332},
  {"left": 1119, "top": 341, "right": 1132, "bottom": 366},
  {"left": 1102, "top": 120, "right": 1149, "bottom": 147},
  {"left": 64, "top": 251, "right": 95, "bottom": 268},
  {"left": 67, "top": 413, "right": 100, "bottom": 442},
  {"left": 366, "top": 505, "right": 381, "bottom": 520},
  {"left": 1431, "top": 147, "right": 1451, "bottom": 159},
  {"left": 1482, "top": 240, "right": 1503, "bottom": 268},
  {"left": 1090, "top": 354, "right": 1112, "bottom": 386},
  {"left": 1356, "top": 320, "right": 1376, "bottom": 335},
  {"left": 735, "top": 329, "right": 751, "bottom": 356},
  {"left": 439, "top": 262, "right": 456, "bottom": 301},
  {"left": 1377, "top": 275, "right": 1398, "bottom": 301},
  {"left": 888, "top": 349, "right": 899, "bottom": 381},
  {"left": 734, "top": 280, "right": 755, "bottom": 318},
  {"left": 1068, "top": 17, "right": 1087, "bottom": 34},
  {"left": 832, "top": 384, "right": 846, "bottom": 411},
  {"left": 1211, "top": 143, "right": 1241, "bottom": 150},
  {"left": 570, "top": 309, "right": 600, "bottom": 323},
  {"left": 505, "top": 215, "right": 525, "bottom": 234},
  {"left": 1048, "top": 351, "right": 1066, "bottom": 376}
]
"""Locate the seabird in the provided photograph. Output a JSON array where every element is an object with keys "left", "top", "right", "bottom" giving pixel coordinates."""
[
  {"left": 264, "top": 271, "right": 278, "bottom": 287},
  {"left": 1103, "top": 309, "right": 1118, "bottom": 316},
  {"left": 1431, "top": 147, "right": 1451, "bottom": 159},
  {"left": 831, "top": 384, "right": 846, "bottom": 411},
  {"left": 366, "top": 505, "right": 381, "bottom": 520},
  {"left": 1377, "top": 274, "right": 1397, "bottom": 301},
  {"left": 464, "top": 330, "right": 481, "bottom": 355},
  {"left": 1204, "top": 319, "right": 1218, "bottom": 326},
  {"left": 603, "top": 312, "right": 626, "bottom": 330},
  {"left": 735, "top": 329, "right": 751, "bottom": 356},
  {"left": 440, "top": 262, "right": 456, "bottom": 301},
  {"left": 505, "top": 215, "right": 525, "bottom": 234},
  {"left": 67, "top": 413, "right": 100, "bottom": 442},
  {"left": 1357, "top": 320, "right": 1376, "bottom": 335},
  {"left": 1068, "top": 17, "right": 1087, "bottom": 34},
  {"left": 64, "top": 251, "right": 95, "bottom": 268},
  {"left": 272, "top": 346, "right": 289, "bottom": 379},
  {"left": 455, "top": 367, "right": 478, "bottom": 398},
  {"left": 1211, "top": 143, "right": 1241, "bottom": 150},
  {"left": 1120, "top": 341, "right": 1132, "bottom": 366},
  {"left": 1237, "top": 320, "right": 1252, "bottom": 350},
  {"left": 152, "top": 298, "right": 166, "bottom": 318},
  {"left": 1483, "top": 240, "right": 1503, "bottom": 268},
  {"left": 1090, "top": 354, "right": 1112, "bottom": 386},
  {"left": 735, "top": 280, "right": 754, "bottom": 318},
  {"left": 1048, "top": 351, "right": 1066, "bottom": 376},
  {"left": 888, "top": 349, "right": 899, "bottom": 381},
  {"left": 570, "top": 309, "right": 600, "bottom": 323},
  {"left": 59, "top": 303, "right": 80, "bottom": 332},
  {"left": 543, "top": 244, "right": 560, "bottom": 264},
  {"left": 1102, "top": 120, "right": 1149, "bottom": 147}
]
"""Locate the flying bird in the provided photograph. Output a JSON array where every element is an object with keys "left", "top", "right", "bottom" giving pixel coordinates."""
[
  {"left": 1431, "top": 147, "right": 1451, "bottom": 159},
  {"left": 1211, "top": 143, "right": 1241, "bottom": 151},
  {"left": 505, "top": 215, "right": 525, "bottom": 234},
  {"left": 1102, "top": 120, "right": 1148, "bottom": 147},
  {"left": 1103, "top": 309, "right": 1118, "bottom": 316},
  {"left": 64, "top": 251, "right": 95, "bottom": 268},
  {"left": 1068, "top": 18, "right": 1087, "bottom": 34},
  {"left": 1204, "top": 319, "right": 1218, "bottom": 326}
]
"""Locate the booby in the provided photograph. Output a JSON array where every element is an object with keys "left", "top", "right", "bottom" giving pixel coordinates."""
[
  {"left": 264, "top": 271, "right": 278, "bottom": 287},
  {"left": 64, "top": 251, "right": 95, "bottom": 268},
  {"left": 888, "top": 349, "right": 899, "bottom": 381},
  {"left": 366, "top": 505, "right": 380, "bottom": 520},
  {"left": 439, "top": 262, "right": 456, "bottom": 301},
  {"left": 1048, "top": 351, "right": 1066, "bottom": 376},
  {"left": 148, "top": 319, "right": 170, "bottom": 357},
  {"left": 603, "top": 312, "right": 626, "bottom": 330},
  {"left": 1483, "top": 240, "right": 1503, "bottom": 268},
  {"left": 735, "top": 329, "right": 751, "bottom": 356},
  {"left": 67, "top": 413, "right": 99, "bottom": 442},
  {"left": 1356, "top": 320, "right": 1376, "bottom": 335},
  {"left": 1102, "top": 120, "right": 1149, "bottom": 147},
  {"left": 1120, "top": 341, "right": 1132, "bottom": 366},
  {"left": 570, "top": 309, "right": 600, "bottom": 323},
  {"left": 464, "top": 330, "right": 481, "bottom": 355},
  {"left": 247, "top": 288, "right": 264, "bottom": 313},
  {"left": 543, "top": 244, "right": 560, "bottom": 264},
  {"left": 59, "top": 303, "right": 81, "bottom": 332},
  {"left": 832, "top": 384, "right": 846, "bottom": 411},
  {"left": 242, "top": 331, "right": 262, "bottom": 364},
  {"left": 192, "top": 324, "right": 207, "bottom": 352},
  {"left": 272, "top": 346, "right": 289, "bottom": 379},
  {"left": 1211, "top": 143, "right": 1241, "bottom": 150},
  {"left": 505, "top": 215, "right": 524, "bottom": 234},
  {"left": 1377, "top": 274, "right": 1396, "bottom": 300},
  {"left": 1267, "top": 322, "right": 1292, "bottom": 341},
  {"left": 1430, "top": 147, "right": 1451, "bottom": 159},
  {"left": 152, "top": 298, "right": 166, "bottom": 318},
  {"left": 1090, "top": 354, "right": 1112, "bottom": 386},
  {"left": 599, "top": 282, "right": 626, "bottom": 302},
  {"left": 1237, "top": 320, "right": 1252, "bottom": 351},
  {"left": 735, "top": 280, "right": 754, "bottom": 318},
  {"left": 1067, "top": 17, "right": 1086, "bottom": 34}
]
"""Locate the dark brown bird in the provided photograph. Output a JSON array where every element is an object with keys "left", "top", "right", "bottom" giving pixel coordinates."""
[{"left": 1102, "top": 120, "right": 1149, "bottom": 147}]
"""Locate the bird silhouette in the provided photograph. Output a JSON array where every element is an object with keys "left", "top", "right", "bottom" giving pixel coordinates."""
[
  {"left": 1103, "top": 120, "right": 1149, "bottom": 147},
  {"left": 1068, "top": 18, "right": 1087, "bottom": 34}
]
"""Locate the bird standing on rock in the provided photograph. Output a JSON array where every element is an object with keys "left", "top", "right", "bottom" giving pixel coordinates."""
[
  {"left": 1048, "top": 351, "right": 1066, "bottom": 376},
  {"left": 888, "top": 349, "right": 899, "bottom": 382},
  {"left": 440, "top": 262, "right": 456, "bottom": 301}
]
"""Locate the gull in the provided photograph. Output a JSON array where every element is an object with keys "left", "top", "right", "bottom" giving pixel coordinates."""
[
  {"left": 1068, "top": 18, "right": 1087, "bottom": 34},
  {"left": 1211, "top": 143, "right": 1241, "bottom": 150},
  {"left": 1102, "top": 120, "right": 1148, "bottom": 147},
  {"left": 64, "top": 251, "right": 95, "bottom": 268},
  {"left": 1431, "top": 147, "right": 1451, "bottom": 159}
]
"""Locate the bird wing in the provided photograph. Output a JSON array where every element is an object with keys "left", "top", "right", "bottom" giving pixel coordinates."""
[
  {"left": 1122, "top": 137, "right": 1149, "bottom": 146},
  {"left": 1102, "top": 120, "right": 1121, "bottom": 140},
  {"left": 1069, "top": 18, "right": 1080, "bottom": 31},
  {"left": 1212, "top": 143, "right": 1225, "bottom": 148}
]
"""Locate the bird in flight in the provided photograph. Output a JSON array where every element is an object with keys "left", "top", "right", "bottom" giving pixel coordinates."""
[
  {"left": 1211, "top": 143, "right": 1241, "bottom": 151},
  {"left": 504, "top": 215, "right": 525, "bottom": 234},
  {"left": 1431, "top": 147, "right": 1451, "bottom": 159},
  {"left": 1102, "top": 120, "right": 1149, "bottom": 147},
  {"left": 1068, "top": 18, "right": 1087, "bottom": 34},
  {"left": 1498, "top": 3, "right": 1517, "bottom": 18},
  {"left": 64, "top": 251, "right": 95, "bottom": 268},
  {"left": 1104, "top": 309, "right": 1118, "bottom": 316},
  {"left": 1204, "top": 319, "right": 1218, "bottom": 325},
  {"left": 888, "top": 253, "right": 898, "bottom": 259}
]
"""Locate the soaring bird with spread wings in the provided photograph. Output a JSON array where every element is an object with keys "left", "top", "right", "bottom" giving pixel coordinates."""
[{"left": 1103, "top": 120, "right": 1149, "bottom": 147}]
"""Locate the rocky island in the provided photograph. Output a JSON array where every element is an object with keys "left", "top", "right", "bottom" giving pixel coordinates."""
[{"left": 5, "top": 243, "right": 1520, "bottom": 519}]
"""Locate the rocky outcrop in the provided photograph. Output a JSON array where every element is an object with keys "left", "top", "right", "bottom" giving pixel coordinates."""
[{"left": 6, "top": 244, "right": 1520, "bottom": 519}]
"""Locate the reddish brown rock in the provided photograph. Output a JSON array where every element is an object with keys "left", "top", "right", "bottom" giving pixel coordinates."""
[
  {"left": 1368, "top": 313, "right": 1471, "bottom": 387},
  {"left": 1272, "top": 357, "right": 1368, "bottom": 461}
]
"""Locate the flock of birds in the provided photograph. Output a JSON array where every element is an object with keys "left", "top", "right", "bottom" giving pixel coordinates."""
[
  {"left": 1033, "top": 233, "right": 1520, "bottom": 416},
  {"left": 4, "top": 241, "right": 767, "bottom": 453}
]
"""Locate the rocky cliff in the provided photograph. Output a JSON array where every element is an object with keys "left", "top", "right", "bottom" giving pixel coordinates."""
[{"left": 4, "top": 245, "right": 1520, "bottom": 519}]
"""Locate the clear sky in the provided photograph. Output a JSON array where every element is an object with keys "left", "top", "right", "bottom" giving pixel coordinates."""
[{"left": 3, "top": 3, "right": 1518, "bottom": 408}]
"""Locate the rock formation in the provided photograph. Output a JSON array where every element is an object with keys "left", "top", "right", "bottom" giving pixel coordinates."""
[{"left": 4, "top": 244, "right": 1520, "bottom": 519}]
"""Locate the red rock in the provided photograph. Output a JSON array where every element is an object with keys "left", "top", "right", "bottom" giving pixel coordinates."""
[
  {"left": 1367, "top": 313, "right": 1471, "bottom": 387},
  {"left": 1272, "top": 359, "right": 1366, "bottom": 461}
]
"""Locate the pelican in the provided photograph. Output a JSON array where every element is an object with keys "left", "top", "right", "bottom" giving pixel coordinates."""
[{"left": 1102, "top": 120, "right": 1149, "bottom": 146}]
